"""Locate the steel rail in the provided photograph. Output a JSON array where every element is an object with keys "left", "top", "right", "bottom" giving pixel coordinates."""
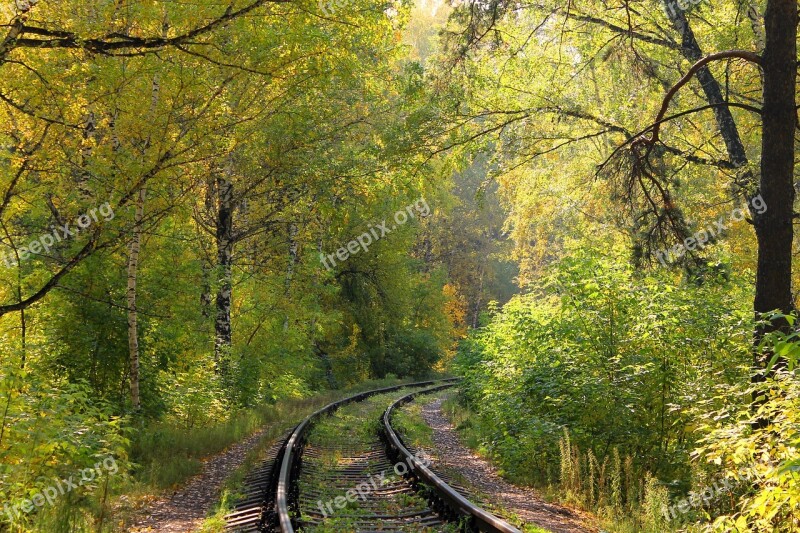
[
  {"left": 276, "top": 378, "right": 460, "bottom": 532},
  {"left": 382, "top": 387, "right": 522, "bottom": 533}
]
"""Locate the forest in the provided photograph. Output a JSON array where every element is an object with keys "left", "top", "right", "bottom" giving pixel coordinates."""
[{"left": 0, "top": 0, "right": 797, "bottom": 532}]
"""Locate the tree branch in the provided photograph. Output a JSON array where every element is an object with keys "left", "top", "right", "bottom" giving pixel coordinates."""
[
  {"left": 7, "top": 0, "right": 290, "bottom": 58},
  {"left": 599, "top": 102, "right": 763, "bottom": 174},
  {"left": 646, "top": 50, "right": 762, "bottom": 147},
  {"left": 0, "top": 232, "right": 100, "bottom": 317},
  {"left": 568, "top": 12, "right": 680, "bottom": 51}
]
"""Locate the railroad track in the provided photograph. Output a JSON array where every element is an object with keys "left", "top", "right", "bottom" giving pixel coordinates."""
[{"left": 225, "top": 379, "right": 520, "bottom": 533}]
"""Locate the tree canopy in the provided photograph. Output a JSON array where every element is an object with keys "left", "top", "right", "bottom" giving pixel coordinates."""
[{"left": 1, "top": 0, "right": 798, "bottom": 531}]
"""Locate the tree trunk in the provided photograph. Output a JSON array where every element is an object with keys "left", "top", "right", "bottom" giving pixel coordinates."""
[
  {"left": 200, "top": 176, "right": 215, "bottom": 319},
  {"left": 745, "top": 1, "right": 766, "bottom": 53},
  {"left": 472, "top": 265, "right": 484, "bottom": 328},
  {"left": 127, "top": 187, "right": 146, "bottom": 411},
  {"left": 214, "top": 172, "right": 234, "bottom": 371},
  {"left": 314, "top": 342, "right": 337, "bottom": 388},
  {"left": 200, "top": 260, "right": 213, "bottom": 318},
  {"left": 284, "top": 222, "right": 298, "bottom": 331},
  {"left": 753, "top": 0, "right": 797, "bottom": 372},
  {"left": 76, "top": 112, "right": 96, "bottom": 199},
  {"left": 666, "top": 7, "right": 749, "bottom": 169},
  {"left": 127, "top": 69, "right": 161, "bottom": 411}
]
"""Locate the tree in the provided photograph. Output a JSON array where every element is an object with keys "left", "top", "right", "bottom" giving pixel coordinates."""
[
  {"left": 436, "top": 0, "right": 795, "bottom": 379},
  {"left": 624, "top": 0, "right": 796, "bottom": 379},
  {"left": 752, "top": 0, "right": 796, "bottom": 361}
]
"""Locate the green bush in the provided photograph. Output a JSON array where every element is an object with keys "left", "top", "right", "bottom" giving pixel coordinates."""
[
  {"left": 0, "top": 359, "right": 130, "bottom": 531},
  {"left": 454, "top": 250, "right": 751, "bottom": 509},
  {"left": 381, "top": 328, "right": 443, "bottom": 379},
  {"left": 689, "top": 331, "right": 800, "bottom": 532}
]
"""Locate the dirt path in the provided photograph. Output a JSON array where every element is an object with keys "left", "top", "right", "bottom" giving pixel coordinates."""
[
  {"left": 421, "top": 397, "right": 597, "bottom": 533},
  {"left": 129, "top": 428, "right": 270, "bottom": 533}
]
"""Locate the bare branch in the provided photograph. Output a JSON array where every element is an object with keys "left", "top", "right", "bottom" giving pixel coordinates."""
[
  {"left": 646, "top": 50, "right": 762, "bottom": 147},
  {"left": 6, "top": 0, "right": 290, "bottom": 59},
  {"left": 0, "top": 232, "right": 100, "bottom": 317}
]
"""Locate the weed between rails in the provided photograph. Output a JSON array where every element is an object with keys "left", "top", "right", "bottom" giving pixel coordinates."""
[{"left": 297, "top": 390, "right": 455, "bottom": 532}]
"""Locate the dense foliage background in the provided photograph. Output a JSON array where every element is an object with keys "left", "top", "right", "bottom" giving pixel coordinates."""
[{"left": 1, "top": 0, "right": 798, "bottom": 531}]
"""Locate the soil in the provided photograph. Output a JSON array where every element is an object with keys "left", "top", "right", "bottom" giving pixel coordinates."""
[
  {"left": 128, "top": 428, "right": 270, "bottom": 532},
  {"left": 420, "top": 397, "right": 598, "bottom": 533}
]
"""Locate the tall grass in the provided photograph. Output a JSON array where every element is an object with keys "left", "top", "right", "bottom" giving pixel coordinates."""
[
  {"left": 132, "top": 403, "right": 291, "bottom": 489},
  {"left": 130, "top": 375, "right": 444, "bottom": 489},
  {"left": 4, "top": 375, "right": 447, "bottom": 533},
  {"left": 441, "top": 396, "right": 677, "bottom": 533},
  {"left": 557, "top": 429, "right": 674, "bottom": 532}
]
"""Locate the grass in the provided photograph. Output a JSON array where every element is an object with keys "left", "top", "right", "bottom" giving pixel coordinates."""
[
  {"left": 391, "top": 400, "right": 434, "bottom": 450},
  {"left": 6, "top": 376, "right": 450, "bottom": 532},
  {"left": 130, "top": 406, "right": 274, "bottom": 489},
  {"left": 439, "top": 394, "right": 681, "bottom": 533},
  {"left": 190, "top": 377, "right": 449, "bottom": 533},
  {"left": 297, "top": 389, "right": 447, "bottom": 532}
]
